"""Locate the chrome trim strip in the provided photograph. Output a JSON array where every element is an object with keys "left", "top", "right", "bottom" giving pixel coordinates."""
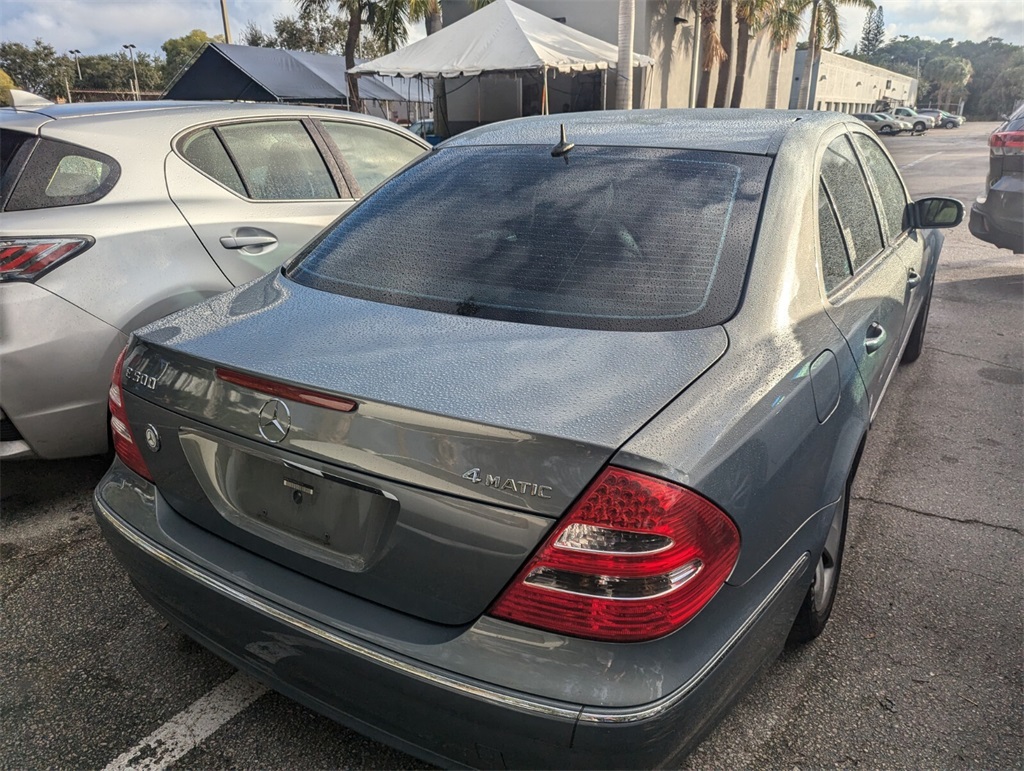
[
  {"left": 94, "top": 492, "right": 580, "bottom": 721},
  {"left": 96, "top": 490, "right": 808, "bottom": 724},
  {"left": 578, "top": 551, "right": 811, "bottom": 724}
]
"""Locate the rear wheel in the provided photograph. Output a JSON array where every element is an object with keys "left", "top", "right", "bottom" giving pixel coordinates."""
[
  {"left": 914, "top": 121, "right": 927, "bottom": 132},
  {"left": 788, "top": 485, "right": 849, "bottom": 644}
]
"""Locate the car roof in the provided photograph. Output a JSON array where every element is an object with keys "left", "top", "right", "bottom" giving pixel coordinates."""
[
  {"left": 0, "top": 100, "right": 400, "bottom": 134},
  {"left": 442, "top": 109, "right": 846, "bottom": 156}
]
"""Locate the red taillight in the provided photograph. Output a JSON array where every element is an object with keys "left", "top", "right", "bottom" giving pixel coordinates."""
[
  {"left": 109, "top": 345, "right": 153, "bottom": 481},
  {"left": 489, "top": 467, "right": 740, "bottom": 642},
  {"left": 0, "top": 237, "right": 92, "bottom": 281},
  {"left": 216, "top": 368, "right": 358, "bottom": 413},
  {"left": 990, "top": 131, "right": 1024, "bottom": 156}
]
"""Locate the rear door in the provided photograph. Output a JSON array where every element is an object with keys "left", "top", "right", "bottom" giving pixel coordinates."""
[
  {"left": 816, "top": 133, "right": 908, "bottom": 420},
  {"left": 165, "top": 117, "right": 352, "bottom": 285}
]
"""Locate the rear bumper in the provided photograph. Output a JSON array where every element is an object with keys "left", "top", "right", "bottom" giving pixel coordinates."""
[
  {"left": 95, "top": 462, "right": 812, "bottom": 769},
  {"left": 0, "top": 282, "right": 127, "bottom": 459},
  {"left": 970, "top": 196, "right": 1024, "bottom": 253}
]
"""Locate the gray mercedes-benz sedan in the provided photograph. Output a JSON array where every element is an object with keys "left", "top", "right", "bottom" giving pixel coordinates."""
[{"left": 94, "top": 110, "right": 962, "bottom": 768}]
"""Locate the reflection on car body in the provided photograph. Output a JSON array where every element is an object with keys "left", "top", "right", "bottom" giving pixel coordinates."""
[{"left": 94, "top": 109, "right": 961, "bottom": 769}]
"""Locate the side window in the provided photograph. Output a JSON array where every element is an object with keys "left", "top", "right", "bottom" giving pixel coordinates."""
[
  {"left": 319, "top": 121, "right": 425, "bottom": 194},
  {"left": 218, "top": 121, "right": 337, "bottom": 201},
  {"left": 820, "top": 135, "right": 883, "bottom": 269},
  {"left": 6, "top": 138, "right": 119, "bottom": 211},
  {"left": 818, "top": 180, "right": 853, "bottom": 293},
  {"left": 852, "top": 133, "right": 909, "bottom": 243},
  {"left": 180, "top": 128, "right": 246, "bottom": 196}
]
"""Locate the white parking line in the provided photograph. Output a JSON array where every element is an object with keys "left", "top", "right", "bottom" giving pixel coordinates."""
[
  {"left": 103, "top": 672, "right": 269, "bottom": 771},
  {"left": 900, "top": 150, "right": 943, "bottom": 170}
]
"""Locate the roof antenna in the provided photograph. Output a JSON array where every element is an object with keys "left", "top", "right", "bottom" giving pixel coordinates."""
[{"left": 551, "top": 123, "right": 574, "bottom": 164}]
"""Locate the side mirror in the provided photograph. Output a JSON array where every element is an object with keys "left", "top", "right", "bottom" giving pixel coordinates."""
[{"left": 914, "top": 197, "right": 964, "bottom": 229}]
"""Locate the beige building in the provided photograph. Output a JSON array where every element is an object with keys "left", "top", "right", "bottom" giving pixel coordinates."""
[
  {"left": 790, "top": 49, "right": 919, "bottom": 113},
  {"left": 443, "top": 0, "right": 796, "bottom": 113}
]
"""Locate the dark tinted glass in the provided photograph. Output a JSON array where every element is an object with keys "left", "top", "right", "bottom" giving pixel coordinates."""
[
  {"left": 820, "top": 136, "right": 883, "bottom": 269},
  {"left": 853, "top": 133, "right": 908, "bottom": 243},
  {"left": 6, "top": 138, "right": 119, "bottom": 211},
  {"left": 818, "top": 180, "right": 853, "bottom": 293},
  {"left": 319, "top": 121, "right": 424, "bottom": 194},
  {"left": 180, "top": 128, "right": 246, "bottom": 195},
  {"left": 291, "top": 146, "right": 771, "bottom": 332},
  {"left": 218, "top": 121, "right": 336, "bottom": 200}
]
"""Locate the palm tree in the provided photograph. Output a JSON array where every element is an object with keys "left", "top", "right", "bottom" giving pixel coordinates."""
[
  {"left": 795, "top": 0, "right": 875, "bottom": 109},
  {"left": 729, "top": 0, "right": 771, "bottom": 107},
  {"left": 616, "top": 0, "right": 636, "bottom": 109},
  {"left": 297, "top": 0, "right": 410, "bottom": 111},
  {"left": 696, "top": 0, "right": 727, "bottom": 108},
  {"left": 762, "top": 0, "right": 802, "bottom": 108},
  {"left": 714, "top": 0, "right": 733, "bottom": 107}
]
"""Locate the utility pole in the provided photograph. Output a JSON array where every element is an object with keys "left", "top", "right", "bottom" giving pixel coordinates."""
[
  {"left": 69, "top": 49, "right": 82, "bottom": 80},
  {"left": 220, "top": 0, "right": 233, "bottom": 44},
  {"left": 123, "top": 43, "right": 139, "bottom": 100}
]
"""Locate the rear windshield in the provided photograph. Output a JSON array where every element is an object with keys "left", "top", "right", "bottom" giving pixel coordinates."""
[{"left": 290, "top": 145, "right": 771, "bottom": 331}]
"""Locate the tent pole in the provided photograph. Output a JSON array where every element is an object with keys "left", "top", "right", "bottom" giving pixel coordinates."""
[
  {"left": 601, "top": 69, "right": 607, "bottom": 110},
  {"left": 542, "top": 66, "right": 549, "bottom": 114},
  {"left": 477, "top": 76, "right": 482, "bottom": 124}
]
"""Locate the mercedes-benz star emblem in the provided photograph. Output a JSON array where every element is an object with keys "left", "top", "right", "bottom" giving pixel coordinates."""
[{"left": 257, "top": 399, "right": 292, "bottom": 443}]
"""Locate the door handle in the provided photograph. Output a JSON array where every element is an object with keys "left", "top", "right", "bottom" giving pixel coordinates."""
[
  {"left": 220, "top": 235, "right": 278, "bottom": 249},
  {"left": 865, "top": 322, "right": 887, "bottom": 354},
  {"left": 907, "top": 268, "right": 922, "bottom": 288}
]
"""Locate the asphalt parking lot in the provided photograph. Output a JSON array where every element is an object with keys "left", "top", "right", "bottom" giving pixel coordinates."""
[{"left": 2, "top": 120, "right": 1021, "bottom": 770}]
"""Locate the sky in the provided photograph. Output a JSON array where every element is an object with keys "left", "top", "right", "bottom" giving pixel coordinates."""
[{"left": 1, "top": 0, "right": 1022, "bottom": 58}]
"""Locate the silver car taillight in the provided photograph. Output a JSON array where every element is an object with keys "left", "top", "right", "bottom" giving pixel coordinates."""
[{"left": 0, "top": 237, "right": 93, "bottom": 282}]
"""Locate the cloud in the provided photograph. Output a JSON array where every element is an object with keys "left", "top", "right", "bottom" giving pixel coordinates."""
[{"left": 839, "top": 0, "right": 1024, "bottom": 48}]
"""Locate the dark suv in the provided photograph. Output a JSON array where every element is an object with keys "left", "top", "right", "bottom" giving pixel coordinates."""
[{"left": 969, "top": 104, "right": 1024, "bottom": 253}]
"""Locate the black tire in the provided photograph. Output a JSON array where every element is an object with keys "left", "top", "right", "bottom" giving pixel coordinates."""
[
  {"left": 901, "top": 277, "right": 934, "bottom": 364},
  {"left": 879, "top": 125, "right": 894, "bottom": 135},
  {"left": 944, "top": 120, "right": 956, "bottom": 129},
  {"left": 914, "top": 121, "right": 927, "bottom": 132},
  {"left": 788, "top": 482, "right": 849, "bottom": 644}
]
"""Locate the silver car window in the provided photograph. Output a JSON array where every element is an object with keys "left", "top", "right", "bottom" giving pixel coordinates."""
[
  {"left": 319, "top": 121, "right": 425, "bottom": 194},
  {"left": 820, "top": 136, "right": 883, "bottom": 270},
  {"left": 290, "top": 145, "right": 771, "bottom": 332},
  {"left": 180, "top": 128, "right": 246, "bottom": 196},
  {"left": 218, "top": 121, "right": 337, "bottom": 201},
  {"left": 818, "top": 180, "right": 853, "bottom": 294},
  {"left": 852, "top": 134, "right": 909, "bottom": 243}
]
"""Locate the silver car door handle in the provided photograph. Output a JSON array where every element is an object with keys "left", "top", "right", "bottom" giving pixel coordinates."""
[
  {"left": 220, "top": 235, "right": 278, "bottom": 249},
  {"left": 865, "top": 322, "right": 887, "bottom": 353},
  {"left": 907, "top": 269, "right": 922, "bottom": 288}
]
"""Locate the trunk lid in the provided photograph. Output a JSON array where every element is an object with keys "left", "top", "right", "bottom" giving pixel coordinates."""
[{"left": 123, "top": 273, "right": 727, "bottom": 623}]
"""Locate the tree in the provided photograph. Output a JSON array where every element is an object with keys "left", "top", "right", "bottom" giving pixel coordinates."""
[
  {"left": 0, "top": 39, "right": 73, "bottom": 99},
  {"left": 858, "top": 5, "right": 884, "bottom": 59},
  {"left": 714, "top": 0, "right": 734, "bottom": 107},
  {"left": 0, "top": 68, "right": 15, "bottom": 106},
  {"left": 796, "top": 0, "right": 875, "bottom": 109},
  {"left": 616, "top": 0, "right": 635, "bottom": 109},
  {"left": 74, "top": 52, "right": 164, "bottom": 94},
  {"left": 697, "top": 0, "right": 727, "bottom": 107},
  {"left": 162, "top": 30, "right": 224, "bottom": 84},
  {"left": 924, "top": 56, "right": 973, "bottom": 110},
  {"left": 763, "top": 0, "right": 803, "bottom": 108},
  {"left": 730, "top": 0, "right": 768, "bottom": 108},
  {"left": 242, "top": 5, "right": 349, "bottom": 54}
]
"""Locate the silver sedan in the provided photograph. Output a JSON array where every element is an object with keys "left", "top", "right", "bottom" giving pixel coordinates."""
[
  {"left": 94, "top": 109, "right": 962, "bottom": 768},
  {"left": 0, "top": 100, "right": 427, "bottom": 460}
]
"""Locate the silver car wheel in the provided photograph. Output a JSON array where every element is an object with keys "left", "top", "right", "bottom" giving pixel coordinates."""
[{"left": 813, "top": 491, "right": 845, "bottom": 610}]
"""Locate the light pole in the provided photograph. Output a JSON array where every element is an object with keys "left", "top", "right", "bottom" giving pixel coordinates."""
[
  {"left": 69, "top": 49, "right": 82, "bottom": 80},
  {"left": 220, "top": 0, "right": 233, "bottom": 44},
  {"left": 122, "top": 43, "right": 139, "bottom": 100}
]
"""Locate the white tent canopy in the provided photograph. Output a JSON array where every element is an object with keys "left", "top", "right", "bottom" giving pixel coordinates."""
[{"left": 349, "top": 0, "right": 653, "bottom": 79}]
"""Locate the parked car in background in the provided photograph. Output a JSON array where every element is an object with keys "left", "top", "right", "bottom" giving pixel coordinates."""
[
  {"left": 890, "top": 106, "right": 935, "bottom": 133},
  {"left": 0, "top": 99, "right": 429, "bottom": 461},
  {"left": 917, "top": 108, "right": 965, "bottom": 129},
  {"left": 876, "top": 113, "right": 915, "bottom": 133},
  {"left": 855, "top": 112, "right": 909, "bottom": 135},
  {"left": 408, "top": 118, "right": 442, "bottom": 145},
  {"left": 969, "top": 103, "right": 1024, "bottom": 253},
  {"left": 95, "top": 109, "right": 962, "bottom": 769}
]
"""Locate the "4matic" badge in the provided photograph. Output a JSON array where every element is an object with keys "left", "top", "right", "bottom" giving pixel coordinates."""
[{"left": 462, "top": 468, "right": 552, "bottom": 499}]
